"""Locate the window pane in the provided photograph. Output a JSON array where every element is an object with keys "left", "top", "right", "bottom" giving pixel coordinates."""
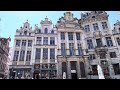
[
  {"left": 35, "top": 48, "right": 41, "bottom": 59},
  {"left": 36, "top": 37, "right": 41, "bottom": 45},
  {"left": 93, "top": 23, "right": 99, "bottom": 31},
  {"left": 61, "top": 43, "right": 66, "bottom": 56},
  {"left": 28, "top": 40, "right": 32, "bottom": 47},
  {"left": 43, "top": 48, "right": 48, "bottom": 59},
  {"left": 16, "top": 40, "right": 21, "bottom": 47},
  {"left": 87, "top": 39, "right": 93, "bottom": 49},
  {"left": 61, "top": 32, "right": 65, "bottom": 40},
  {"left": 106, "top": 37, "right": 113, "bottom": 47},
  {"left": 44, "top": 28, "right": 48, "bottom": 34},
  {"left": 110, "top": 52, "right": 117, "bottom": 58},
  {"left": 76, "top": 33, "right": 80, "bottom": 40},
  {"left": 68, "top": 32, "right": 73, "bottom": 40},
  {"left": 69, "top": 43, "right": 74, "bottom": 56},
  {"left": 50, "top": 37, "right": 55, "bottom": 45},
  {"left": 84, "top": 25, "right": 90, "bottom": 32},
  {"left": 50, "top": 48, "right": 55, "bottom": 59},
  {"left": 43, "top": 37, "right": 48, "bottom": 45},
  {"left": 20, "top": 51, "right": 25, "bottom": 61}
]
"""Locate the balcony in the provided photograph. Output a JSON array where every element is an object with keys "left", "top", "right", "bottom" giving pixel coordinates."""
[
  {"left": 95, "top": 45, "right": 108, "bottom": 51},
  {"left": 25, "top": 61, "right": 30, "bottom": 65},
  {"left": 34, "top": 60, "right": 40, "bottom": 64},
  {"left": 50, "top": 59, "right": 55, "bottom": 63}
]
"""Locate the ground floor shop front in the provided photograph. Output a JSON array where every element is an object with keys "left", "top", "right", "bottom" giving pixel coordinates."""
[{"left": 9, "top": 64, "right": 57, "bottom": 79}]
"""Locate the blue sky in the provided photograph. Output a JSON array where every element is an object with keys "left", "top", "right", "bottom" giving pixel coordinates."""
[{"left": 0, "top": 11, "right": 119, "bottom": 47}]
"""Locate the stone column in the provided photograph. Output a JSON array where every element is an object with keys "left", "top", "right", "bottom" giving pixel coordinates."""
[
  {"left": 65, "top": 32, "right": 69, "bottom": 55},
  {"left": 74, "top": 32, "right": 78, "bottom": 55},
  {"left": 101, "top": 37, "right": 106, "bottom": 46},
  {"left": 67, "top": 61, "right": 71, "bottom": 79},
  {"left": 83, "top": 56, "right": 90, "bottom": 79},
  {"left": 57, "top": 61, "right": 62, "bottom": 79},
  {"left": 77, "top": 61, "right": 81, "bottom": 79},
  {"left": 111, "top": 35, "right": 116, "bottom": 47},
  {"left": 40, "top": 48, "right": 43, "bottom": 63},
  {"left": 31, "top": 65, "right": 34, "bottom": 79},
  {"left": 48, "top": 48, "right": 50, "bottom": 63}
]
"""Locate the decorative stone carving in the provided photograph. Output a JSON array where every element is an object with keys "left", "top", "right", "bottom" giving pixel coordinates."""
[{"left": 93, "top": 31, "right": 102, "bottom": 38}]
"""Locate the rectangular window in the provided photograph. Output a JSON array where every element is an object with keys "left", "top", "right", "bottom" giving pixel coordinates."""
[
  {"left": 106, "top": 37, "right": 113, "bottom": 47},
  {"left": 16, "top": 40, "right": 21, "bottom": 47},
  {"left": 102, "top": 22, "right": 108, "bottom": 29},
  {"left": 110, "top": 52, "right": 117, "bottom": 58},
  {"left": 36, "top": 37, "right": 41, "bottom": 45},
  {"left": 89, "top": 54, "right": 96, "bottom": 60},
  {"left": 76, "top": 33, "right": 80, "bottom": 40},
  {"left": 43, "top": 37, "right": 48, "bottom": 45},
  {"left": 84, "top": 25, "right": 90, "bottom": 32},
  {"left": 21, "top": 40, "right": 26, "bottom": 46},
  {"left": 100, "top": 52, "right": 106, "bottom": 59},
  {"left": 28, "top": 40, "right": 32, "bottom": 47},
  {"left": 61, "top": 43, "right": 66, "bottom": 56},
  {"left": 78, "top": 43, "right": 83, "bottom": 56},
  {"left": 116, "top": 37, "right": 120, "bottom": 45},
  {"left": 61, "top": 32, "right": 65, "bottom": 40},
  {"left": 19, "top": 50, "right": 25, "bottom": 61},
  {"left": 68, "top": 32, "right": 73, "bottom": 40},
  {"left": 13, "top": 51, "right": 19, "bottom": 61},
  {"left": 43, "top": 48, "right": 48, "bottom": 59},
  {"left": 93, "top": 23, "right": 99, "bottom": 31},
  {"left": 69, "top": 43, "right": 74, "bottom": 56},
  {"left": 26, "top": 51, "right": 31, "bottom": 61},
  {"left": 112, "top": 63, "right": 120, "bottom": 75},
  {"left": 87, "top": 39, "right": 94, "bottom": 49},
  {"left": 50, "top": 37, "right": 55, "bottom": 45},
  {"left": 92, "top": 65, "right": 98, "bottom": 75},
  {"left": 96, "top": 38, "right": 102, "bottom": 47},
  {"left": 35, "top": 48, "right": 41, "bottom": 60},
  {"left": 50, "top": 48, "right": 55, "bottom": 59}
]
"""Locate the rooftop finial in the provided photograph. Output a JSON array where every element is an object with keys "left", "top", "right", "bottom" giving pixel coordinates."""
[{"left": 45, "top": 16, "right": 48, "bottom": 21}]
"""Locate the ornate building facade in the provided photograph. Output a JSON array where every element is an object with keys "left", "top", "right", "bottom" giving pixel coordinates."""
[
  {"left": 9, "top": 18, "right": 57, "bottom": 79},
  {"left": 56, "top": 12, "right": 88, "bottom": 79},
  {"left": 9, "top": 11, "right": 120, "bottom": 79},
  {"left": 80, "top": 11, "right": 120, "bottom": 79},
  {"left": 0, "top": 37, "right": 11, "bottom": 78}
]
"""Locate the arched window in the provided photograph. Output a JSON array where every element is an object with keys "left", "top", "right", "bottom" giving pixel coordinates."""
[
  {"left": 24, "top": 31, "right": 27, "bottom": 35},
  {"left": 44, "top": 28, "right": 48, "bottom": 34},
  {"left": 20, "top": 33, "right": 22, "bottom": 36},
  {"left": 80, "top": 62, "right": 86, "bottom": 78},
  {"left": 92, "top": 16, "right": 95, "bottom": 18},
  {"left": 51, "top": 30, "right": 54, "bottom": 34},
  {"left": 37, "top": 29, "right": 41, "bottom": 34}
]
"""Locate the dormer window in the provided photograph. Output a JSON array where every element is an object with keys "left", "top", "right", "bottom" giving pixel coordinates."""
[
  {"left": 51, "top": 30, "right": 54, "bottom": 34},
  {"left": 20, "top": 33, "right": 22, "bottom": 35},
  {"left": 38, "top": 29, "right": 41, "bottom": 33},
  {"left": 29, "top": 33, "right": 31, "bottom": 36},
  {"left": 26, "top": 26, "right": 27, "bottom": 28},
  {"left": 44, "top": 28, "right": 48, "bottom": 34},
  {"left": 92, "top": 16, "right": 95, "bottom": 18},
  {"left": 119, "top": 28, "right": 120, "bottom": 33},
  {"left": 24, "top": 31, "right": 27, "bottom": 35}
]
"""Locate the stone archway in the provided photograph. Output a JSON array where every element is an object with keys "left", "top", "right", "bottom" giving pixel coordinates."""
[{"left": 62, "top": 62, "right": 67, "bottom": 78}]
